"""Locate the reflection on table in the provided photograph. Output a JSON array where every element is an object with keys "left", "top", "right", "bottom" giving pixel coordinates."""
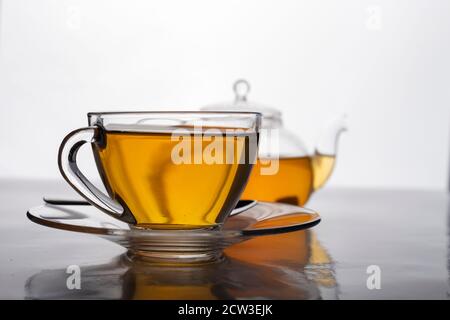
[{"left": 26, "top": 230, "right": 337, "bottom": 300}]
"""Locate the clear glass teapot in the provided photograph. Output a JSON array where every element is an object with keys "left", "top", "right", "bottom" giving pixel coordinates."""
[{"left": 203, "top": 79, "right": 346, "bottom": 206}]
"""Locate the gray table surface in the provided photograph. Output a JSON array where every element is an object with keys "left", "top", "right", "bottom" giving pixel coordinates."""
[{"left": 0, "top": 179, "right": 448, "bottom": 299}]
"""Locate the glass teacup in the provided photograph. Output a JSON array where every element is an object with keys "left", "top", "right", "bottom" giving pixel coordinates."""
[{"left": 58, "top": 111, "right": 261, "bottom": 230}]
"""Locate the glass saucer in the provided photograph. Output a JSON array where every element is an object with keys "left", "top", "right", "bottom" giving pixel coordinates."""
[{"left": 27, "top": 201, "right": 320, "bottom": 265}]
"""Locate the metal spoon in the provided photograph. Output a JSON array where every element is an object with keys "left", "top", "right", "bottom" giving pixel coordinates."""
[{"left": 43, "top": 197, "right": 257, "bottom": 216}]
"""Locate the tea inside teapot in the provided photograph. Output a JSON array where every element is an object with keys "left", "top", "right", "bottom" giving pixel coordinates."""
[{"left": 241, "top": 154, "right": 335, "bottom": 206}]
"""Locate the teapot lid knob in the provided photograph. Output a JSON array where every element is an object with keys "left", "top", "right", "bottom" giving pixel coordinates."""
[
  {"left": 233, "top": 79, "right": 251, "bottom": 102},
  {"left": 202, "top": 79, "right": 282, "bottom": 121}
]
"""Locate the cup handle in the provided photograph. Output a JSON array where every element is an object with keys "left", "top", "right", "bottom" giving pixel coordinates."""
[{"left": 58, "top": 127, "right": 136, "bottom": 224}]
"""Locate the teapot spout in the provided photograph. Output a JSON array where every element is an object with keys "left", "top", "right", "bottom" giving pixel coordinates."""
[{"left": 312, "top": 115, "right": 347, "bottom": 190}]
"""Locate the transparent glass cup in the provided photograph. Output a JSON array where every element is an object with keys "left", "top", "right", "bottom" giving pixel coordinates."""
[{"left": 58, "top": 111, "right": 261, "bottom": 230}]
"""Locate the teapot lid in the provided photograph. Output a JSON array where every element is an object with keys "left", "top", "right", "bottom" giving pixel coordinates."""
[{"left": 202, "top": 79, "right": 282, "bottom": 120}]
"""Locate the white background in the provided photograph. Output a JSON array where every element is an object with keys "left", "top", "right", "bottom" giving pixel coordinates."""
[{"left": 0, "top": 0, "right": 449, "bottom": 190}]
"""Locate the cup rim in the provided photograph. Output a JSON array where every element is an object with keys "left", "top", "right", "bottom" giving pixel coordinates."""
[
  {"left": 88, "top": 110, "right": 263, "bottom": 117},
  {"left": 87, "top": 110, "right": 262, "bottom": 133}
]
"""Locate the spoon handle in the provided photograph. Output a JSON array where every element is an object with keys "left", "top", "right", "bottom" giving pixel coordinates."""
[
  {"left": 43, "top": 197, "right": 257, "bottom": 216},
  {"left": 43, "top": 197, "right": 90, "bottom": 206}
]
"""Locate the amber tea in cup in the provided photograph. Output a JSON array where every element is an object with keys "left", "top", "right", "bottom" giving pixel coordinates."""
[{"left": 58, "top": 112, "right": 261, "bottom": 229}]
